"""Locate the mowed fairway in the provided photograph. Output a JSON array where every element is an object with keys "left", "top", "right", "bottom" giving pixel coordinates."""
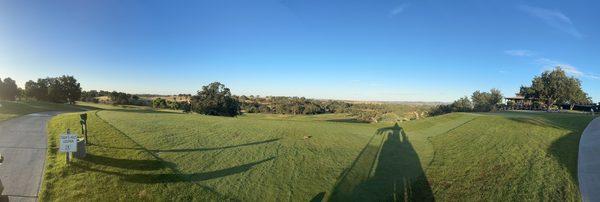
[{"left": 40, "top": 105, "right": 594, "bottom": 201}]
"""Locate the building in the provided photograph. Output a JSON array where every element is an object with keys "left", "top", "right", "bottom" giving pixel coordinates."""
[{"left": 505, "top": 94, "right": 539, "bottom": 110}]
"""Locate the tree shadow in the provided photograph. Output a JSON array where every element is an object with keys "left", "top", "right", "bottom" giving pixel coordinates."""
[
  {"left": 310, "top": 192, "right": 326, "bottom": 202},
  {"left": 74, "top": 157, "right": 275, "bottom": 184},
  {"left": 105, "top": 108, "right": 181, "bottom": 114},
  {"left": 329, "top": 123, "right": 434, "bottom": 201},
  {"left": 81, "top": 154, "right": 174, "bottom": 171},
  {"left": 505, "top": 117, "right": 563, "bottom": 130},
  {"left": 503, "top": 113, "right": 593, "bottom": 132},
  {"left": 548, "top": 132, "right": 580, "bottom": 183},
  {"left": 91, "top": 138, "right": 281, "bottom": 152},
  {"left": 149, "top": 138, "right": 281, "bottom": 152},
  {"left": 326, "top": 118, "right": 370, "bottom": 124},
  {"left": 506, "top": 114, "right": 592, "bottom": 184}
]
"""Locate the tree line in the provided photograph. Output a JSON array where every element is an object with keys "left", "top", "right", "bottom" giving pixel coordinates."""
[
  {"left": 429, "top": 88, "right": 504, "bottom": 116},
  {"left": 430, "top": 67, "right": 594, "bottom": 116},
  {"left": 150, "top": 82, "right": 402, "bottom": 120},
  {"left": 236, "top": 96, "right": 351, "bottom": 115},
  {"left": 81, "top": 90, "right": 151, "bottom": 106}
]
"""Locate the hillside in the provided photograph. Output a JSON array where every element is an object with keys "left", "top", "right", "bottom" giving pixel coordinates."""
[{"left": 40, "top": 104, "right": 593, "bottom": 201}]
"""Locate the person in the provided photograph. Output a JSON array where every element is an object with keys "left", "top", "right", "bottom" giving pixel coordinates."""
[{"left": 592, "top": 108, "right": 595, "bottom": 116}]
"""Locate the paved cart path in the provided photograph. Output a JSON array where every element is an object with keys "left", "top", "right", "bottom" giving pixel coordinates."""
[
  {"left": 0, "top": 112, "right": 61, "bottom": 202},
  {"left": 579, "top": 117, "right": 600, "bottom": 202}
]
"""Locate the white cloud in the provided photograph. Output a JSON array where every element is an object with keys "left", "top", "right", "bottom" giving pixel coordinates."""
[
  {"left": 535, "top": 58, "right": 598, "bottom": 79},
  {"left": 518, "top": 5, "right": 582, "bottom": 38},
  {"left": 505, "top": 49, "right": 535, "bottom": 57},
  {"left": 389, "top": 3, "right": 409, "bottom": 16}
]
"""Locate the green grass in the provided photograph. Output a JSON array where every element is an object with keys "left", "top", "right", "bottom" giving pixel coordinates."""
[
  {"left": 40, "top": 105, "right": 595, "bottom": 201},
  {"left": 426, "top": 112, "right": 593, "bottom": 201},
  {"left": 0, "top": 100, "right": 87, "bottom": 122}
]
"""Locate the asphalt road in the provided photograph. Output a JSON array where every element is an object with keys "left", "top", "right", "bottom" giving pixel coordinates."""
[
  {"left": 0, "top": 112, "right": 60, "bottom": 202},
  {"left": 579, "top": 116, "right": 600, "bottom": 202}
]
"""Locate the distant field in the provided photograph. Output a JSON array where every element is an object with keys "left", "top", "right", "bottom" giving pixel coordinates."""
[
  {"left": 40, "top": 103, "right": 594, "bottom": 201},
  {"left": 0, "top": 101, "right": 85, "bottom": 122}
]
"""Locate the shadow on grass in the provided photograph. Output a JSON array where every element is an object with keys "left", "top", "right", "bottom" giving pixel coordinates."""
[
  {"left": 105, "top": 108, "right": 181, "bottom": 114},
  {"left": 506, "top": 114, "right": 592, "bottom": 184},
  {"left": 75, "top": 104, "right": 103, "bottom": 111},
  {"left": 504, "top": 112, "right": 593, "bottom": 132},
  {"left": 310, "top": 192, "right": 326, "bottom": 202},
  {"left": 329, "top": 123, "right": 433, "bottom": 201},
  {"left": 74, "top": 157, "right": 275, "bottom": 184},
  {"left": 326, "top": 118, "right": 370, "bottom": 124},
  {"left": 149, "top": 138, "right": 281, "bottom": 152},
  {"left": 81, "top": 154, "right": 174, "bottom": 171},
  {"left": 92, "top": 138, "right": 281, "bottom": 152},
  {"left": 505, "top": 117, "right": 563, "bottom": 130},
  {"left": 548, "top": 132, "right": 580, "bottom": 183}
]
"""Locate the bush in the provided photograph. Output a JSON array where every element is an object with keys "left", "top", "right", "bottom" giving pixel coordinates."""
[
  {"left": 191, "top": 82, "right": 240, "bottom": 117},
  {"left": 152, "top": 98, "right": 167, "bottom": 109}
]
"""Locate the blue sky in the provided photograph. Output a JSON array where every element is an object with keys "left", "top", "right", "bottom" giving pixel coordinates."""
[{"left": 1, "top": 0, "right": 599, "bottom": 102}]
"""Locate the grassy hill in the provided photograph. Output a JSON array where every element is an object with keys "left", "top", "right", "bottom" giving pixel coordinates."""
[
  {"left": 0, "top": 100, "right": 86, "bottom": 122},
  {"left": 40, "top": 103, "right": 594, "bottom": 201}
]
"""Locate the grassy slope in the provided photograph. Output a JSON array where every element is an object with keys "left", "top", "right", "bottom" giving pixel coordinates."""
[
  {"left": 41, "top": 111, "right": 230, "bottom": 201},
  {"left": 426, "top": 112, "right": 593, "bottom": 201},
  {"left": 41, "top": 104, "right": 594, "bottom": 201},
  {"left": 0, "top": 100, "right": 86, "bottom": 122},
  {"left": 94, "top": 110, "right": 379, "bottom": 201}
]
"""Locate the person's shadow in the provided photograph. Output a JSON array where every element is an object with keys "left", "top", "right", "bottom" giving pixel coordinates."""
[{"left": 329, "top": 123, "right": 434, "bottom": 201}]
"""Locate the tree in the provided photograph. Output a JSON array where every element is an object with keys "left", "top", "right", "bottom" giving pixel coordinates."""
[
  {"left": 519, "top": 86, "right": 537, "bottom": 99},
  {"left": 471, "top": 89, "right": 503, "bottom": 112},
  {"left": 180, "top": 102, "right": 192, "bottom": 113},
  {"left": 451, "top": 96, "right": 473, "bottom": 112},
  {"left": 48, "top": 78, "right": 67, "bottom": 103},
  {"left": 33, "top": 78, "right": 50, "bottom": 101},
  {"left": 489, "top": 88, "right": 503, "bottom": 111},
  {"left": 190, "top": 82, "right": 240, "bottom": 117},
  {"left": 429, "top": 104, "right": 452, "bottom": 116},
  {"left": 303, "top": 103, "right": 323, "bottom": 115},
  {"left": 152, "top": 98, "right": 167, "bottom": 108},
  {"left": 525, "top": 67, "right": 590, "bottom": 109},
  {"left": 59, "top": 75, "right": 82, "bottom": 104},
  {"left": 0, "top": 77, "right": 19, "bottom": 101},
  {"left": 471, "top": 91, "right": 491, "bottom": 112},
  {"left": 24, "top": 80, "right": 38, "bottom": 99}
]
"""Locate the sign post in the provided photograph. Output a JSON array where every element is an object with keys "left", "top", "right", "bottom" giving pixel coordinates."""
[
  {"left": 80, "top": 113, "right": 88, "bottom": 145},
  {"left": 59, "top": 129, "right": 78, "bottom": 163}
]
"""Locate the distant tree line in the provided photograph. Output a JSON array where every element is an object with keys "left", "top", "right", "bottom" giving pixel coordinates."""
[
  {"left": 0, "top": 77, "right": 19, "bottom": 101},
  {"left": 81, "top": 90, "right": 151, "bottom": 106},
  {"left": 430, "top": 88, "right": 503, "bottom": 116},
  {"left": 22, "top": 76, "right": 82, "bottom": 104},
  {"left": 236, "top": 96, "right": 351, "bottom": 115}
]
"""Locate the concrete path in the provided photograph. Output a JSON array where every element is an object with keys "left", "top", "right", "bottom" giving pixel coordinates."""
[
  {"left": 579, "top": 117, "right": 600, "bottom": 202},
  {"left": 0, "top": 112, "right": 60, "bottom": 202}
]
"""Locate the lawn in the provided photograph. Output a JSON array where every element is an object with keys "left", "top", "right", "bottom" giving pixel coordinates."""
[
  {"left": 40, "top": 104, "right": 594, "bottom": 201},
  {"left": 0, "top": 100, "right": 87, "bottom": 122}
]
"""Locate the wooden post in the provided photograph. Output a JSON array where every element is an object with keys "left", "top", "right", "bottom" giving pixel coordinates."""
[
  {"left": 80, "top": 113, "right": 88, "bottom": 145},
  {"left": 66, "top": 129, "right": 71, "bottom": 163},
  {"left": 84, "top": 123, "right": 88, "bottom": 144}
]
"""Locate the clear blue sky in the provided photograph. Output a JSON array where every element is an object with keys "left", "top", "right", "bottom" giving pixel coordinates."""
[{"left": 1, "top": 0, "right": 599, "bottom": 102}]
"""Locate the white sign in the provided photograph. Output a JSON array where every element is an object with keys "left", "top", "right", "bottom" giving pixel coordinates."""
[{"left": 59, "top": 134, "right": 78, "bottom": 152}]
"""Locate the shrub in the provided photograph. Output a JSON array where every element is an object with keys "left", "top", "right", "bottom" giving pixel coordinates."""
[{"left": 190, "top": 82, "right": 240, "bottom": 117}]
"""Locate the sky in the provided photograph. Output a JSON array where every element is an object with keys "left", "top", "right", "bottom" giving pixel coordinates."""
[{"left": 1, "top": 0, "right": 599, "bottom": 102}]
